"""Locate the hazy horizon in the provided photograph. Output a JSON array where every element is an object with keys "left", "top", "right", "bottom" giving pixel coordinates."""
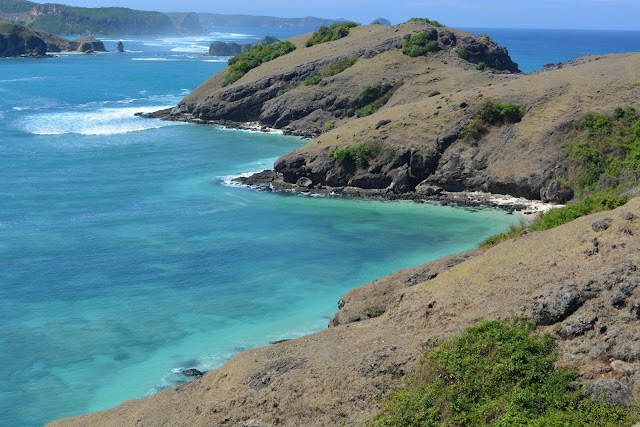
[{"left": 27, "top": 0, "right": 640, "bottom": 31}]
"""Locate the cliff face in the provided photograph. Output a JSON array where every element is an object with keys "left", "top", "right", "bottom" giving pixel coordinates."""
[
  {"left": 160, "top": 22, "right": 639, "bottom": 201},
  {"left": 48, "top": 199, "right": 640, "bottom": 427}
]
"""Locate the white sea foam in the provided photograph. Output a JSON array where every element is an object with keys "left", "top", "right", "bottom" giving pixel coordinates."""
[
  {"left": 19, "top": 105, "right": 184, "bottom": 136},
  {"left": 202, "top": 59, "right": 228, "bottom": 63},
  {"left": 218, "top": 170, "right": 265, "bottom": 188},
  {"left": 0, "top": 76, "right": 46, "bottom": 83},
  {"left": 170, "top": 46, "right": 209, "bottom": 53},
  {"left": 132, "top": 57, "right": 178, "bottom": 61},
  {"left": 208, "top": 31, "right": 254, "bottom": 40}
]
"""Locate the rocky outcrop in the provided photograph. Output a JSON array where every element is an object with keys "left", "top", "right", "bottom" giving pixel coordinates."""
[
  {"left": 0, "top": 20, "right": 107, "bottom": 56},
  {"left": 48, "top": 199, "right": 640, "bottom": 427},
  {"left": 117, "top": 40, "right": 124, "bottom": 52},
  {"left": 70, "top": 37, "right": 105, "bottom": 53},
  {"left": 208, "top": 35, "right": 280, "bottom": 56}
]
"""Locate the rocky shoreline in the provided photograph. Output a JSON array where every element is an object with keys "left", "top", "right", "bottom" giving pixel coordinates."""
[{"left": 232, "top": 169, "right": 561, "bottom": 215}]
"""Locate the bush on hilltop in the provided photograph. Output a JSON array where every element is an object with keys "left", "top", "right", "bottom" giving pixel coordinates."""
[
  {"left": 305, "top": 22, "right": 358, "bottom": 47},
  {"left": 223, "top": 41, "right": 296, "bottom": 86}
]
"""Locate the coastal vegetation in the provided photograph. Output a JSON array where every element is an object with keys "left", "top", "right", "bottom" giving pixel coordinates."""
[
  {"left": 330, "top": 143, "right": 372, "bottom": 168},
  {"left": 305, "top": 22, "right": 358, "bottom": 47},
  {"left": 371, "top": 321, "right": 639, "bottom": 426},
  {"left": 460, "top": 101, "right": 525, "bottom": 140},
  {"left": 299, "top": 57, "right": 359, "bottom": 87},
  {"left": 355, "top": 82, "right": 404, "bottom": 117},
  {"left": 568, "top": 107, "right": 640, "bottom": 193},
  {"left": 402, "top": 30, "right": 440, "bottom": 57},
  {"left": 480, "top": 191, "right": 629, "bottom": 246},
  {"left": 222, "top": 41, "right": 296, "bottom": 86},
  {"left": 322, "top": 56, "right": 358, "bottom": 77},
  {"left": 0, "top": 0, "right": 33, "bottom": 13},
  {"left": 407, "top": 17, "right": 445, "bottom": 27},
  {"left": 27, "top": 5, "right": 174, "bottom": 35}
]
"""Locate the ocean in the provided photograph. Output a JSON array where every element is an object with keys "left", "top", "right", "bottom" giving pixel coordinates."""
[{"left": 1, "top": 26, "right": 638, "bottom": 426}]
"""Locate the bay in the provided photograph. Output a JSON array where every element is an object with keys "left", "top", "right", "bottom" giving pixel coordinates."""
[{"left": 1, "top": 26, "right": 637, "bottom": 427}]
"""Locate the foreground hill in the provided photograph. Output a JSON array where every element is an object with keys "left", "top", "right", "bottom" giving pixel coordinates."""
[
  {"left": 159, "top": 21, "right": 639, "bottom": 203},
  {"left": 49, "top": 197, "right": 640, "bottom": 426},
  {"left": 0, "top": 19, "right": 105, "bottom": 56}
]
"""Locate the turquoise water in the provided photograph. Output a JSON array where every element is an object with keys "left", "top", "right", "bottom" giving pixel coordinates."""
[{"left": 2, "top": 27, "right": 636, "bottom": 427}]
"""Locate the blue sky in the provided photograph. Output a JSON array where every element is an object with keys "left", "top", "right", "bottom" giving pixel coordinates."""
[{"left": 31, "top": 0, "right": 640, "bottom": 30}]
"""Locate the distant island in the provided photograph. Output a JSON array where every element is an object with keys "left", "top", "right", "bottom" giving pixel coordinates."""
[{"left": 0, "top": 0, "right": 343, "bottom": 35}]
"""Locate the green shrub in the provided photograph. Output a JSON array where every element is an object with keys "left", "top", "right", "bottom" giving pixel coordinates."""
[
  {"left": 407, "top": 17, "right": 445, "bottom": 27},
  {"left": 460, "top": 101, "right": 524, "bottom": 141},
  {"left": 330, "top": 143, "right": 371, "bottom": 168},
  {"left": 305, "top": 22, "right": 358, "bottom": 47},
  {"left": 300, "top": 75, "right": 322, "bottom": 86},
  {"left": 460, "top": 119, "right": 487, "bottom": 140},
  {"left": 583, "top": 112, "right": 612, "bottom": 135},
  {"left": 355, "top": 82, "right": 404, "bottom": 118},
  {"left": 456, "top": 47, "right": 469, "bottom": 60},
  {"left": 568, "top": 107, "right": 640, "bottom": 192},
  {"left": 477, "top": 101, "right": 524, "bottom": 125},
  {"left": 223, "top": 41, "right": 296, "bottom": 86},
  {"left": 402, "top": 31, "right": 440, "bottom": 57},
  {"left": 371, "top": 321, "right": 639, "bottom": 427},
  {"left": 480, "top": 191, "right": 629, "bottom": 247},
  {"left": 322, "top": 57, "right": 358, "bottom": 77}
]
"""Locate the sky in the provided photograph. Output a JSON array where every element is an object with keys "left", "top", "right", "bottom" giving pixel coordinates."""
[{"left": 30, "top": 0, "right": 640, "bottom": 31}]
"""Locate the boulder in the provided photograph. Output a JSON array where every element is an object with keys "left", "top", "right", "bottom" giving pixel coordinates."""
[
  {"left": 540, "top": 181, "right": 574, "bottom": 203},
  {"left": 182, "top": 369, "right": 204, "bottom": 377},
  {"left": 117, "top": 41, "right": 124, "bottom": 53}
]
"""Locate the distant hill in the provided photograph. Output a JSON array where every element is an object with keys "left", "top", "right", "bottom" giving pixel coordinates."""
[
  {"left": 0, "top": 1, "right": 343, "bottom": 36},
  {"left": 0, "top": 18, "right": 106, "bottom": 56},
  {"left": 197, "top": 13, "right": 343, "bottom": 29}
]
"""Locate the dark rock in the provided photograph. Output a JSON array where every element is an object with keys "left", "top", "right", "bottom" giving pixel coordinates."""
[
  {"left": 619, "top": 281, "right": 637, "bottom": 297},
  {"left": 631, "top": 302, "right": 640, "bottom": 319},
  {"left": 590, "top": 379, "right": 633, "bottom": 405},
  {"left": 621, "top": 212, "right": 638, "bottom": 221},
  {"left": 208, "top": 36, "right": 279, "bottom": 56},
  {"left": 270, "top": 339, "right": 291, "bottom": 345},
  {"left": 415, "top": 181, "right": 442, "bottom": 196},
  {"left": 296, "top": 177, "right": 313, "bottom": 188},
  {"left": 117, "top": 41, "right": 124, "bottom": 53},
  {"left": 459, "top": 101, "right": 468, "bottom": 108},
  {"left": 456, "top": 34, "right": 520, "bottom": 73},
  {"left": 611, "top": 293, "right": 627, "bottom": 309},
  {"left": 540, "top": 181, "right": 574, "bottom": 204},
  {"left": 533, "top": 287, "right": 593, "bottom": 325},
  {"left": 182, "top": 369, "right": 204, "bottom": 377},
  {"left": 234, "top": 170, "right": 280, "bottom": 188},
  {"left": 375, "top": 119, "right": 391, "bottom": 129},
  {"left": 558, "top": 316, "right": 596, "bottom": 339},
  {"left": 73, "top": 37, "right": 106, "bottom": 53},
  {"left": 208, "top": 41, "right": 243, "bottom": 56},
  {"left": 249, "top": 358, "right": 305, "bottom": 390},
  {"left": 592, "top": 218, "right": 613, "bottom": 232}
]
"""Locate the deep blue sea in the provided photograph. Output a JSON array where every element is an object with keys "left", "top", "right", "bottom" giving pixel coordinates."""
[{"left": 1, "top": 26, "right": 638, "bottom": 426}]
